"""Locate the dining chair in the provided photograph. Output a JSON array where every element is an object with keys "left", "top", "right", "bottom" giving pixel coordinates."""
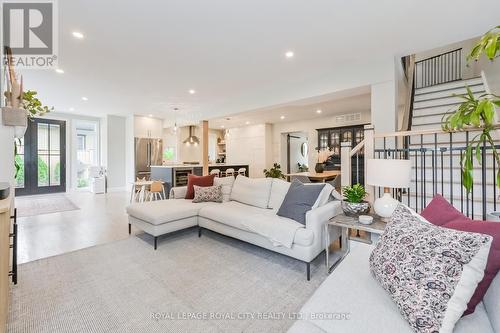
[{"left": 148, "top": 181, "right": 166, "bottom": 201}]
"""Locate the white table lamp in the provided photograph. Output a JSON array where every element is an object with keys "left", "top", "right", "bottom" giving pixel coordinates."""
[{"left": 366, "top": 159, "right": 412, "bottom": 220}]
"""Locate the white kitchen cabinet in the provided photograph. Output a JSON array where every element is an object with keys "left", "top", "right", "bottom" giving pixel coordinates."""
[{"left": 134, "top": 116, "right": 163, "bottom": 138}]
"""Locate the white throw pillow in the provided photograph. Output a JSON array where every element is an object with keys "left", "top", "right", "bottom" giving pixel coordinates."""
[
  {"left": 230, "top": 175, "right": 273, "bottom": 209},
  {"left": 268, "top": 178, "right": 291, "bottom": 210},
  {"left": 369, "top": 204, "right": 492, "bottom": 333},
  {"left": 308, "top": 183, "right": 334, "bottom": 209},
  {"left": 214, "top": 176, "right": 235, "bottom": 202}
]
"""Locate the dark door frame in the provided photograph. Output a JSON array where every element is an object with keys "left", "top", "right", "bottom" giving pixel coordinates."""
[
  {"left": 286, "top": 133, "right": 302, "bottom": 174},
  {"left": 16, "top": 118, "right": 66, "bottom": 196}
]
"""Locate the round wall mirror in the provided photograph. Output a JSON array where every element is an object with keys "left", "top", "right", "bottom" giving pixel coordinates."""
[{"left": 301, "top": 142, "right": 308, "bottom": 157}]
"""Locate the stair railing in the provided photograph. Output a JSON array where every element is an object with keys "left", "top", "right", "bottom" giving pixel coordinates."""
[
  {"left": 414, "top": 48, "right": 463, "bottom": 89},
  {"left": 341, "top": 124, "right": 500, "bottom": 220}
]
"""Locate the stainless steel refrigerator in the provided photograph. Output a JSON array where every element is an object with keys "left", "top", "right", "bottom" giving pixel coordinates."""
[{"left": 134, "top": 138, "right": 163, "bottom": 179}]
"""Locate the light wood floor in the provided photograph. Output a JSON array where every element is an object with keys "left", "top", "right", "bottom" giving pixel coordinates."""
[{"left": 16, "top": 191, "right": 132, "bottom": 264}]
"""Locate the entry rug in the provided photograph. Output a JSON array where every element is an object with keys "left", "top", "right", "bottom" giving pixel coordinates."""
[{"left": 15, "top": 194, "right": 80, "bottom": 217}]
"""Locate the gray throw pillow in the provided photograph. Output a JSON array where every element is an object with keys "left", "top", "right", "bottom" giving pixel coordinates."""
[{"left": 277, "top": 180, "right": 325, "bottom": 225}]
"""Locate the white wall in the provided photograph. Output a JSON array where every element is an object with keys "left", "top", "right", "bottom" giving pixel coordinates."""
[
  {"left": 226, "top": 124, "right": 273, "bottom": 178},
  {"left": 272, "top": 111, "right": 371, "bottom": 170},
  {"left": 371, "top": 80, "right": 397, "bottom": 134},
  {"left": 106, "top": 115, "right": 126, "bottom": 189},
  {"left": 0, "top": 125, "right": 15, "bottom": 186}
]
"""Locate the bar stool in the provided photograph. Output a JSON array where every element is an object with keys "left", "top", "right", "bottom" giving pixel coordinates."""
[
  {"left": 210, "top": 169, "right": 221, "bottom": 177},
  {"left": 225, "top": 168, "right": 235, "bottom": 177},
  {"left": 132, "top": 177, "right": 146, "bottom": 203},
  {"left": 237, "top": 167, "right": 246, "bottom": 176},
  {"left": 148, "top": 181, "right": 166, "bottom": 201}
]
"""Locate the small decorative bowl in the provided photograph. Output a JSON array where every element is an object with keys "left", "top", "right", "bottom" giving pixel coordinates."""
[
  {"left": 359, "top": 215, "right": 374, "bottom": 225},
  {"left": 341, "top": 201, "right": 371, "bottom": 217}
]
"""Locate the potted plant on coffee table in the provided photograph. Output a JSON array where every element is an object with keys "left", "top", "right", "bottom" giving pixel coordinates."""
[{"left": 341, "top": 183, "right": 370, "bottom": 217}]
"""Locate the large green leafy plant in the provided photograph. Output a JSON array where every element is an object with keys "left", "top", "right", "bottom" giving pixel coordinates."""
[
  {"left": 342, "top": 184, "right": 367, "bottom": 203},
  {"left": 263, "top": 163, "right": 285, "bottom": 179},
  {"left": 442, "top": 25, "right": 500, "bottom": 192}
]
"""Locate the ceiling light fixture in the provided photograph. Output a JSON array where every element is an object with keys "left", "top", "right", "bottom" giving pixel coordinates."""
[
  {"left": 189, "top": 89, "right": 196, "bottom": 95},
  {"left": 55, "top": 68, "right": 64, "bottom": 74},
  {"left": 245, "top": 121, "right": 250, "bottom": 125},
  {"left": 81, "top": 97, "right": 88, "bottom": 101},
  {"left": 72, "top": 31, "right": 84, "bottom": 39},
  {"left": 316, "top": 109, "right": 322, "bottom": 114},
  {"left": 280, "top": 115, "right": 285, "bottom": 120},
  {"left": 69, "top": 107, "right": 75, "bottom": 111},
  {"left": 285, "top": 51, "right": 294, "bottom": 58},
  {"left": 221, "top": 125, "right": 225, "bottom": 128},
  {"left": 148, "top": 114, "right": 153, "bottom": 117}
]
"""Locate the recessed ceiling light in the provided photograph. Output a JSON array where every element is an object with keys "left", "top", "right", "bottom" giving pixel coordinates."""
[
  {"left": 148, "top": 114, "right": 153, "bottom": 117},
  {"left": 280, "top": 115, "right": 285, "bottom": 120},
  {"left": 69, "top": 107, "right": 75, "bottom": 111},
  {"left": 189, "top": 89, "right": 196, "bottom": 95},
  {"left": 72, "top": 31, "right": 84, "bottom": 39},
  {"left": 55, "top": 68, "right": 64, "bottom": 74},
  {"left": 316, "top": 109, "right": 322, "bottom": 114},
  {"left": 285, "top": 51, "right": 294, "bottom": 58},
  {"left": 245, "top": 121, "right": 250, "bottom": 125},
  {"left": 221, "top": 125, "right": 225, "bottom": 128},
  {"left": 81, "top": 97, "right": 88, "bottom": 101}
]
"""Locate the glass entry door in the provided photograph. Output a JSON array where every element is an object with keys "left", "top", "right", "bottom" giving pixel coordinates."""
[{"left": 15, "top": 118, "right": 66, "bottom": 196}]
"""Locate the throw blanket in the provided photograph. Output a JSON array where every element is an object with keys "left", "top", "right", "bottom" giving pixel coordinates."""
[{"left": 241, "top": 214, "right": 303, "bottom": 249}]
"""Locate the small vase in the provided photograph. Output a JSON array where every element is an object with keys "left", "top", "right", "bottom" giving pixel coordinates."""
[{"left": 315, "top": 163, "right": 324, "bottom": 173}]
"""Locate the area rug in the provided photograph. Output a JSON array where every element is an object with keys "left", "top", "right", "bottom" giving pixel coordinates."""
[
  {"left": 15, "top": 194, "right": 79, "bottom": 217},
  {"left": 7, "top": 228, "right": 327, "bottom": 333}
]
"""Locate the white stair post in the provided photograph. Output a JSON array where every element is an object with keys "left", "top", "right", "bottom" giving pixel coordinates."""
[
  {"left": 363, "top": 125, "right": 375, "bottom": 204},
  {"left": 340, "top": 142, "right": 351, "bottom": 188}
]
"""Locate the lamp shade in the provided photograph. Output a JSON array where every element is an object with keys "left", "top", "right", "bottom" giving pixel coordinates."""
[{"left": 366, "top": 159, "right": 411, "bottom": 188}]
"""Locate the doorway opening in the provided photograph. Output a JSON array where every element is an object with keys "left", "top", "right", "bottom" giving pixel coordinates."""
[
  {"left": 15, "top": 118, "right": 66, "bottom": 196},
  {"left": 285, "top": 132, "right": 309, "bottom": 174}
]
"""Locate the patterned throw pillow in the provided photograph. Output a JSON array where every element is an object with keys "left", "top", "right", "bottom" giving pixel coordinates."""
[
  {"left": 192, "top": 185, "right": 223, "bottom": 203},
  {"left": 369, "top": 205, "right": 492, "bottom": 333}
]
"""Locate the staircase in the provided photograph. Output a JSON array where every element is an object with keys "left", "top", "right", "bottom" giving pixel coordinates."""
[
  {"left": 411, "top": 77, "right": 486, "bottom": 130},
  {"left": 404, "top": 77, "right": 498, "bottom": 220}
]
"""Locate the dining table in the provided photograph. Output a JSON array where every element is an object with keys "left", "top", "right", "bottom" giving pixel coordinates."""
[{"left": 284, "top": 170, "right": 341, "bottom": 183}]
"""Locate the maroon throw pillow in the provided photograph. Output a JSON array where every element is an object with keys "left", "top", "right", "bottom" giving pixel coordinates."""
[
  {"left": 420, "top": 194, "right": 472, "bottom": 226},
  {"left": 185, "top": 174, "right": 216, "bottom": 199},
  {"left": 421, "top": 195, "right": 500, "bottom": 315}
]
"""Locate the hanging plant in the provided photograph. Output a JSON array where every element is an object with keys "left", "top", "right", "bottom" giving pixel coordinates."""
[
  {"left": 442, "top": 25, "right": 500, "bottom": 192},
  {"left": 22, "top": 90, "right": 53, "bottom": 118}
]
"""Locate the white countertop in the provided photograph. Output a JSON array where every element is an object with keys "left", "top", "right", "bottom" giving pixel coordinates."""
[{"left": 151, "top": 163, "right": 247, "bottom": 168}]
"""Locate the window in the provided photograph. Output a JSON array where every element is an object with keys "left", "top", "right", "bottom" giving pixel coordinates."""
[{"left": 77, "top": 134, "right": 86, "bottom": 151}]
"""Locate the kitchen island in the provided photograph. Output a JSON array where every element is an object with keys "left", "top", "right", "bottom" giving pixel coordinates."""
[{"left": 150, "top": 164, "right": 249, "bottom": 196}]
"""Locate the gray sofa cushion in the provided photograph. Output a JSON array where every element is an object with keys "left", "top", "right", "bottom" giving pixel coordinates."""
[{"left": 277, "top": 180, "right": 325, "bottom": 225}]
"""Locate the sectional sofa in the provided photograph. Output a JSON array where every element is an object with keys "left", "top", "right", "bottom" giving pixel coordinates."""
[
  {"left": 126, "top": 176, "right": 342, "bottom": 280},
  {"left": 288, "top": 241, "right": 499, "bottom": 333}
]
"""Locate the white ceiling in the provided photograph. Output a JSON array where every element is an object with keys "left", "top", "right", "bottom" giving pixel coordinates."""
[
  {"left": 19, "top": 0, "right": 500, "bottom": 125},
  {"left": 208, "top": 86, "right": 371, "bottom": 129}
]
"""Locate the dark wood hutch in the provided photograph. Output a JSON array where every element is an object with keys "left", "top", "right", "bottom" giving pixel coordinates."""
[{"left": 316, "top": 124, "right": 367, "bottom": 185}]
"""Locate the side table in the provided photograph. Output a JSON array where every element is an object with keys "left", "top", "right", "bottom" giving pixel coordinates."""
[{"left": 325, "top": 214, "right": 386, "bottom": 273}]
